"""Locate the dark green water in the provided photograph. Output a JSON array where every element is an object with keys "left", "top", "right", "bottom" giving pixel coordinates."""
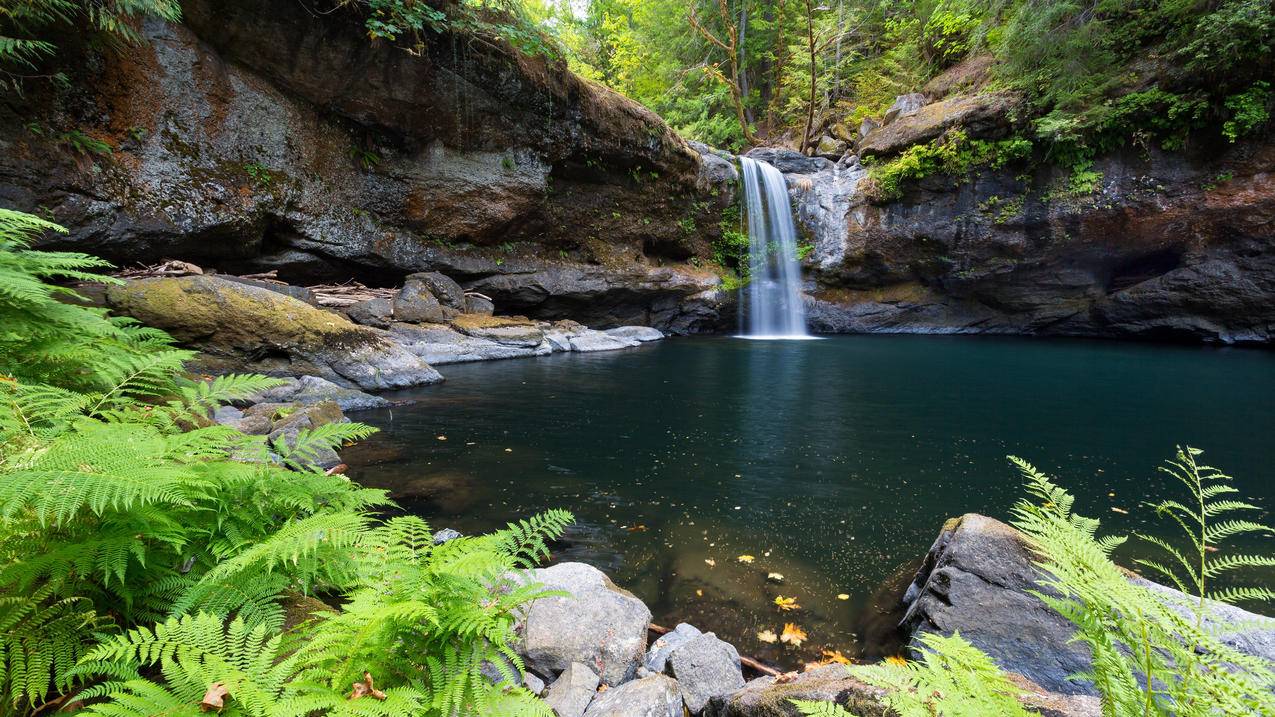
[{"left": 344, "top": 335, "right": 1275, "bottom": 667}]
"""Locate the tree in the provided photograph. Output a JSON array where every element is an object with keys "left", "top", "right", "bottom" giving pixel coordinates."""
[{"left": 689, "top": 0, "right": 759, "bottom": 145}]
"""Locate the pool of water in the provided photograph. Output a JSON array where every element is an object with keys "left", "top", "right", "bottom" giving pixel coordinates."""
[{"left": 343, "top": 335, "right": 1275, "bottom": 667}]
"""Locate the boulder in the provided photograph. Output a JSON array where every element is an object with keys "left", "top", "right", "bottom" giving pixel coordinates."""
[
  {"left": 345, "top": 298, "right": 394, "bottom": 328},
  {"left": 900, "top": 514, "right": 1275, "bottom": 696},
  {"left": 252, "top": 375, "right": 390, "bottom": 412},
  {"left": 581, "top": 674, "right": 682, "bottom": 717},
  {"left": 814, "top": 135, "right": 848, "bottom": 159},
  {"left": 742, "top": 148, "right": 834, "bottom": 175},
  {"left": 705, "top": 665, "right": 888, "bottom": 717},
  {"left": 393, "top": 279, "right": 451, "bottom": 324},
  {"left": 517, "top": 563, "right": 652, "bottom": 686},
  {"left": 106, "top": 276, "right": 442, "bottom": 391},
  {"left": 859, "top": 92, "right": 1020, "bottom": 157},
  {"left": 265, "top": 400, "right": 347, "bottom": 469},
  {"left": 569, "top": 331, "right": 640, "bottom": 353},
  {"left": 666, "top": 632, "right": 746, "bottom": 714},
  {"left": 605, "top": 325, "right": 664, "bottom": 343},
  {"left": 544, "top": 662, "right": 601, "bottom": 717},
  {"left": 431, "top": 528, "right": 462, "bottom": 545},
  {"left": 406, "top": 272, "right": 467, "bottom": 310},
  {"left": 464, "top": 294, "right": 495, "bottom": 316},
  {"left": 882, "top": 93, "right": 928, "bottom": 125},
  {"left": 645, "top": 623, "right": 702, "bottom": 673},
  {"left": 858, "top": 117, "right": 880, "bottom": 139},
  {"left": 217, "top": 276, "right": 316, "bottom": 305}
]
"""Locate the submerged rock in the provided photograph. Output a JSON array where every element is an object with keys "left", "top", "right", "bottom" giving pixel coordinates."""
[
  {"left": 581, "top": 674, "right": 682, "bottom": 717},
  {"left": 107, "top": 276, "right": 442, "bottom": 391},
  {"left": 517, "top": 563, "right": 652, "bottom": 686},
  {"left": 544, "top": 662, "right": 601, "bottom": 717}
]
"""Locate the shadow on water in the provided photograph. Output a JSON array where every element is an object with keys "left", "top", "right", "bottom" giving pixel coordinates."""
[{"left": 344, "top": 334, "right": 1275, "bottom": 668}]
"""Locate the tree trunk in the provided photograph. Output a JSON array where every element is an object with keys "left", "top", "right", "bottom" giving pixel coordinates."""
[{"left": 802, "top": 0, "right": 817, "bottom": 155}]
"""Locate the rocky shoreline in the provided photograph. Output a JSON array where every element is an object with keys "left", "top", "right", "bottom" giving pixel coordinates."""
[{"left": 495, "top": 514, "right": 1275, "bottom": 717}]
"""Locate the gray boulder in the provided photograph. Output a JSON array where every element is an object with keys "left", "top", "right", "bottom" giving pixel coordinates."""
[
  {"left": 666, "top": 632, "right": 746, "bottom": 714},
  {"left": 900, "top": 514, "right": 1275, "bottom": 697},
  {"left": 407, "top": 272, "right": 467, "bottom": 310},
  {"left": 742, "top": 147, "right": 834, "bottom": 175},
  {"left": 544, "top": 662, "right": 601, "bottom": 717},
  {"left": 212, "top": 405, "right": 244, "bottom": 427},
  {"left": 432, "top": 528, "right": 462, "bottom": 545},
  {"left": 568, "top": 331, "right": 640, "bottom": 353},
  {"left": 645, "top": 623, "right": 702, "bottom": 673},
  {"left": 814, "top": 135, "right": 848, "bottom": 159},
  {"left": 882, "top": 93, "right": 927, "bottom": 124},
  {"left": 393, "top": 279, "right": 451, "bottom": 324},
  {"left": 390, "top": 323, "right": 549, "bottom": 364},
  {"left": 581, "top": 674, "right": 682, "bottom": 717},
  {"left": 345, "top": 297, "right": 394, "bottom": 328},
  {"left": 858, "top": 117, "right": 880, "bottom": 139},
  {"left": 517, "top": 563, "right": 652, "bottom": 686},
  {"left": 606, "top": 326, "right": 665, "bottom": 343},
  {"left": 253, "top": 375, "right": 390, "bottom": 412}
]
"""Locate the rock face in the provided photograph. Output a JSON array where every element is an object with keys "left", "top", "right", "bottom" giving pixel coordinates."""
[
  {"left": 106, "top": 276, "right": 442, "bottom": 390},
  {"left": 517, "top": 563, "right": 653, "bottom": 686},
  {"left": 1, "top": 0, "right": 725, "bottom": 333},
  {"left": 858, "top": 92, "right": 1020, "bottom": 157},
  {"left": 899, "top": 513, "right": 1275, "bottom": 697},
  {"left": 788, "top": 136, "right": 1275, "bottom": 344}
]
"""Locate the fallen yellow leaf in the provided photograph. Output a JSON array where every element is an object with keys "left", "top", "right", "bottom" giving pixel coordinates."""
[
  {"left": 757, "top": 629, "right": 778, "bottom": 643},
  {"left": 836, "top": 593, "right": 849, "bottom": 601},
  {"left": 767, "top": 572, "right": 785, "bottom": 583},
  {"left": 736, "top": 554, "right": 755, "bottom": 563},
  {"left": 885, "top": 655, "right": 908, "bottom": 667},
  {"left": 820, "top": 649, "right": 851, "bottom": 665},
  {"left": 774, "top": 595, "right": 800, "bottom": 611},
  {"left": 780, "top": 623, "right": 807, "bottom": 647},
  {"left": 704, "top": 558, "right": 716, "bottom": 567},
  {"left": 695, "top": 589, "right": 703, "bottom": 597}
]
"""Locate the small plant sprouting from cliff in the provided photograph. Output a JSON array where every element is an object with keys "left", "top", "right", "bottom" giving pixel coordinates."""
[
  {"left": 243, "top": 162, "right": 273, "bottom": 188},
  {"left": 348, "top": 145, "right": 383, "bottom": 170},
  {"left": 1222, "top": 81, "right": 1272, "bottom": 143},
  {"left": 59, "top": 130, "right": 113, "bottom": 157}
]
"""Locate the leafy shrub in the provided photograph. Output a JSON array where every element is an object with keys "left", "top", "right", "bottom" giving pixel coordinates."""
[
  {"left": 866, "top": 131, "right": 1033, "bottom": 201},
  {"left": 922, "top": 4, "right": 980, "bottom": 68},
  {"left": 1223, "top": 81, "right": 1272, "bottom": 143}
]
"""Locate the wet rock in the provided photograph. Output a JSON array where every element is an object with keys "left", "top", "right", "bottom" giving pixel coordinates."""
[
  {"left": 742, "top": 148, "right": 834, "bottom": 175},
  {"left": 705, "top": 665, "right": 888, "bottom": 717},
  {"left": 581, "top": 674, "right": 682, "bottom": 717},
  {"left": 107, "top": 276, "right": 442, "bottom": 390},
  {"left": 390, "top": 323, "right": 548, "bottom": 364},
  {"left": 212, "top": 405, "right": 244, "bottom": 427},
  {"left": 860, "top": 92, "right": 1020, "bottom": 157},
  {"left": 253, "top": 375, "right": 390, "bottom": 412},
  {"left": 606, "top": 326, "right": 665, "bottom": 342},
  {"left": 882, "top": 93, "right": 928, "bottom": 125},
  {"left": 569, "top": 331, "right": 640, "bottom": 353},
  {"left": 218, "top": 276, "right": 316, "bottom": 305},
  {"left": 900, "top": 514, "right": 1275, "bottom": 697},
  {"left": 666, "top": 632, "right": 746, "bottom": 714},
  {"left": 517, "top": 563, "right": 652, "bottom": 686},
  {"left": 431, "top": 528, "right": 462, "bottom": 545},
  {"left": 858, "top": 117, "right": 880, "bottom": 139},
  {"left": 544, "top": 662, "right": 601, "bottom": 717},
  {"left": 449, "top": 314, "right": 546, "bottom": 347},
  {"left": 645, "top": 623, "right": 703, "bottom": 673},
  {"left": 691, "top": 140, "right": 741, "bottom": 190},
  {"left": 464, "top": 294, "right": 495, "bottom": 315},
  {"left": 345, "top": 298, "right": 394, "bottom": 328},
  {"left": 265, "top": 400, "right": 348, "bottom": 469},
  {"left": 407, "top": 272, "right": 467, "bottom": 310}
]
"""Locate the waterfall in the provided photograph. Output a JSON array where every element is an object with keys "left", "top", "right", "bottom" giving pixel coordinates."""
[{"left": 738, "top": 156, "right": 812, "bottom": 339}]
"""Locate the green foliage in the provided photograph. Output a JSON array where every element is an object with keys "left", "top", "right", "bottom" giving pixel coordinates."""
[
  {"left": 1223, "top": 81, "right": 1272, "bottom": 143},
  {"left": 243, "top": 162, "right": 273, "bottom": 188},
  {"left": 60, "top": 130, "right": 113, "bottom": 157},
  {"left": 866, "top": 130, "right": 1033, "bottom": 201},
  {"left": 922, "top": 3, "right": 980, "bottom": 67},
  {"left": 0, "top": 207, "right": 573, "bottom": 716},
  {"left": 345, "top": 0, "right": 561, "bottom": 59},
  {"left": 0, "top": 0, "right": 181, "bottom": 91},
  {"left": 713, "top": 201, "right": 750, "bottom": 287},
  {"left": 1009, "top": 451, "right": 1275, "bottom": 716}
]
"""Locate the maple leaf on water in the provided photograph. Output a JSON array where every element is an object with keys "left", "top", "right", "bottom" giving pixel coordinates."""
[
  {"left": 704, "top": 558, "right": 717, "bottom": 567},
  {"left": 773, "top": 595, "right": 800, "bottom": 611},
  {"left": 820, "top": 649, "right": 851, "bottom": 665},
  {"left": 885, "top": 655, "right": 908, "bottom": 667},
  {"left": 737, "top": 554, "right": 755, "bottom": 563},
  {"left": 757, "top": 629, "right": 778, "bottom": 643},
  {"left": 780, "top": 623, "right": 807, "bottom": 647}
]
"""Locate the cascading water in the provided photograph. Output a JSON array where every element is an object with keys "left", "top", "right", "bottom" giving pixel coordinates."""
[{"left": 737, "top": 156, "right": 812, "bottom": 339}]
